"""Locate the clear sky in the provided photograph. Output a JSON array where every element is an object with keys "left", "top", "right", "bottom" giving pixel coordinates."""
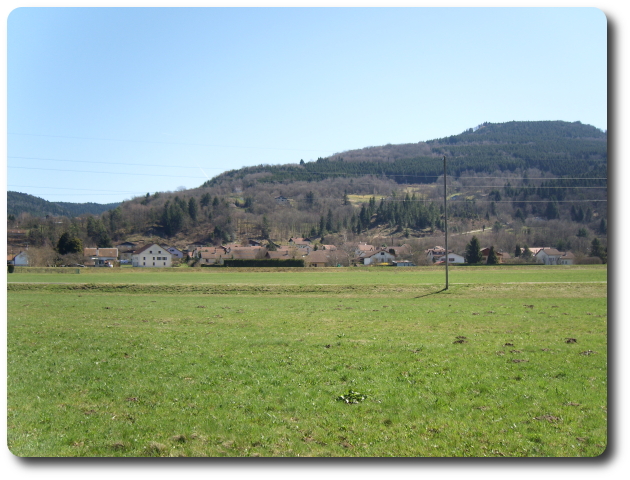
[{"left": 6, "top": 6, "right": 607, "bottom": 204}]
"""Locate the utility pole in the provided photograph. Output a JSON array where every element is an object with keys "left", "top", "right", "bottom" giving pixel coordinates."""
[{"left": 443, "top": 155, "right": 449, "bottom": 290}]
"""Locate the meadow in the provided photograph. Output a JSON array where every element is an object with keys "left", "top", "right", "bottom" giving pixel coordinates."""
[{"left": 7, "top": 266, "right": 607, "bottom": 457}]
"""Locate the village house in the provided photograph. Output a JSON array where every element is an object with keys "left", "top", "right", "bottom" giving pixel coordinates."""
[
  {"left": 197, "top": 247, "right": 227, "bottom": 265},
  {"left": 83, "top": 247, "right": 119, "bottom": 267},
  {"left": 355, "top": 243, "right": 376, "bottom": 257},
  {"left": 363, "top": 249, "right": 396, "bottom": 265},
  {"left": 164, "top": 246, "right": 184, "bottom": 259},
  {"left": 274, "top": 195, "right": 291, "bottom": 206},
  {"left": 266, "top": 250, "right": 294, "bottom": 260},
  {"left": 194, "top": 246, "right": 227, "bottom": 257},
  {"left": 387, "top": 244, "right": 412, "bottom": 257},
  {"left": 534, "top": 248, "right": 575, "bottom": 265},
  {"left": 425, "top": 246, "right": 453, "bottom": 263},
  {"left": 227, "top": 247, "right": 264, "bottom": 261},
  {"left": 7, "top": 251, "right": 29, "bottom": 266},
  {"left": 132, "top": 244, "right": 172, "bottom": 268},
  {"left": 288, "top": 237, "right": 312, "bottom": 253},
  {"left": 435, "top": 253, "right": 465, "bottom": 264},
  {"left": 304, "top": 250, "right": 329, "bottom": 267},
  {"left": 480, "top": 247, "right": 511, "bottom": 264}
]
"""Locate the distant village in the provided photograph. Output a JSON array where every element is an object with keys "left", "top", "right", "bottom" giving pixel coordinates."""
[{"left": 8, "top": 234, "right": 575, "bottom": 268}]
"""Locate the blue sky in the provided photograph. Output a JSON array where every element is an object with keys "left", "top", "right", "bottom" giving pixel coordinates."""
[{"left": 6, "top": 6, "right": 608, "bottom": 204}]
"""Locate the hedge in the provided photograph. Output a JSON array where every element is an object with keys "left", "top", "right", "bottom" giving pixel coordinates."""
[{"left": 221, "top": 259, "right": 305, "bottom": 268}]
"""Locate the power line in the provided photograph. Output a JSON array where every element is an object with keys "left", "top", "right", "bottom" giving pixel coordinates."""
[
  {"left": 10, "top": 192, "right": 138, "bottom": 197},
  {"left": 8, "top": 165, "right": 207, "bottom": 179},
  {"left": 8, "top": 156, "right": 224, "bottom": 170},
  {"left": 8, "top": 185, "right": 148, "bottom": 193},
  {"left": 8, "top": 132, "right": 328, "bottom": 153}
]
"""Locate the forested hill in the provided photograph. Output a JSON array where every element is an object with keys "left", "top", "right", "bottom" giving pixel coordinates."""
[
  {"left": 205, "top": 120, "right": 607, "bottom": 187},
  {"left": 7, "top": 191, "right": 120, "bottom": 218}
]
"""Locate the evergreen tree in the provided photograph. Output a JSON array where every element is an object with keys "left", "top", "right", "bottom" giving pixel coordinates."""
[
  {"left": 598, "top": 218, "right": 607, "bottom": 235},
  {"left": 521, "top": 244, "right": 533, "bottom": 261},
  {"left": 326, "top": 209, "right": 334, "bottom": 232},
  {"left": 261, "top": 215, "right": 271, "bottom": 239},
  {"left": 486, "top": 246, "right": 499, "bottom": 265},
  {"left": 590, "top": 238, "right": 606, "bottom": 262},
  {"left": 188, "top": 197, "right": 199, "bottom": 223},
  {"left": 57, "top": 232, "right": 83, "bottom": 255},
  {"left": 514, "top": 244, "right": 521, "bottom": 257},
  {"left": 343, "top": 190, "right": 350, "bottom": 206},
  {"left": 465, "top": 236, "right": 482, "bottom": 264},
  {"left": 200, "top": 193, "right": 211, "bottom": 208},
  {"left": 545, "top": 201, "right": 559, "bottom": 220}
]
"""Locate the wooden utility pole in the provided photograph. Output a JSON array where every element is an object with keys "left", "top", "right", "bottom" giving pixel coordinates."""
[{"left": 443, "top": 155, "right": 449, "bottom": 290}]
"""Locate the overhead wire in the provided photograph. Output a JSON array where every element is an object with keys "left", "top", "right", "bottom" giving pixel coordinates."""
[{"left": 7, "top": 132, "right": 330, "bottom": 153}]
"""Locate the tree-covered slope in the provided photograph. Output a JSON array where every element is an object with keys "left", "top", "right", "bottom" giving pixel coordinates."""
[
  {"left": 205, "top": 121, "right": 606, "bottom": 187},
  {"left": 7, "top": 191, "right": 120, "bottom": 218}
]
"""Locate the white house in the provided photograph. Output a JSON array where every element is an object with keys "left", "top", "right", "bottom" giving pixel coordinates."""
[
  {"left": 435, "top": 253, "right": 465, "bottom": 264},
  {"left": 558, "top": 252, "right": 575, "bottom": 265},
  {"left": 363, "top": 249, "right": 396, "bottom": 265},
  {"left": 425, "top": 246, "right": 452, "bottom": 263},
  {"left": 535, "top": 248, "right": 574, "bottom": 265},
  {"left": 132, "top": 244, "right": 172, "bottom": 267},
  {"left": 164, "top": 246, "right": 184, "bottom": 259}
]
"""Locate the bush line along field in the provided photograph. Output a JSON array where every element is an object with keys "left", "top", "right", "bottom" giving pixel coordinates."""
[{"left": 7, "top": 267, "right": 607, "bottom": 457}]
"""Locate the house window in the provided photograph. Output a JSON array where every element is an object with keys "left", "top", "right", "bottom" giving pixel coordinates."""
[
  {"left": 158, "top": 251, "right": 162, "bottom": 253},
  {"left": 163, "top": 262, "right": 166, "bottom": 265},
  {"left": 149, "top": 251, "right": 152, "bottom": 254},
  {"left": 143, "top": 262, "right": 145, "bottom": 266},
  {"left": 153, "top": 262, "right": 155, "bottom": 266},
  {"left": 143, "top": 257, "right": 146, "bottom": 260}
]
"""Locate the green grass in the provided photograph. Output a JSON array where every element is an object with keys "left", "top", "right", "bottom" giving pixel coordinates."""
[
  {"left": 8, "top": 264, "right": 607, "bottom": 286},
  {"left": 7, "top": 267, "right": 607, "bottom": 457}
]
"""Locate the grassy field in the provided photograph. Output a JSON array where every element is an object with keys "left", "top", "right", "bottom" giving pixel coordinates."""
[
  {"left": 7, "top": 266, "right": 607, "bottom": 457},
  {"left": 8, "top": 264, "right": 607, "bottom": 285}
]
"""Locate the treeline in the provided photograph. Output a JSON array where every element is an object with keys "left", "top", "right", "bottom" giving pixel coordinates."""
[
  {"left": 8, "top": 191, "right": 120, "bottom": 218},
  {"left": 204, "top": 121, "right": 606, "bottom": 187}
]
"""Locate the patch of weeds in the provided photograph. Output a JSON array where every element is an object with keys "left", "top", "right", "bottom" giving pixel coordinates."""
[
  {"left": 144, "top": 441, "right": 168, "bottom": 456},
  {"left": 110, "top": 441, "right": 128, "bottom": 451},
  {"left": 336, "top": 390, "right": 368, "bottom": 404},
  {"left": 534, "top": 415, "right": 561, "bottom": 423}
]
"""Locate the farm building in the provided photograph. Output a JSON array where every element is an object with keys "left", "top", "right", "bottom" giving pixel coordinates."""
[
  {"left": 132, "top": 244, "right": 172, "bottom": 268},
  {"left": 534, "top": 248, "right": 575, "bottom": 265},
  {"left": 84, "top": 248, "right": 119, "bottom": 267},
  {"left": 363, "top": 249, "right": 396, "bottom": 265}
]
